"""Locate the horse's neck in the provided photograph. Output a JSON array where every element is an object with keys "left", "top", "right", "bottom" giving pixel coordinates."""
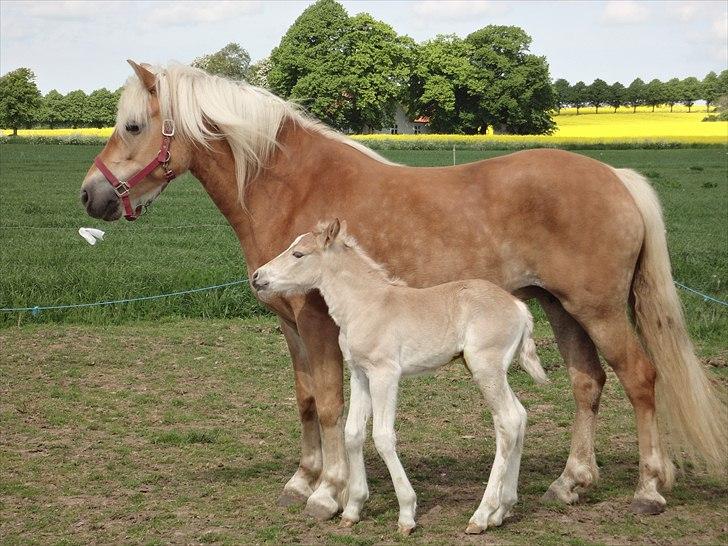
[
  {"left": 317, "top": 251, "right": 391, "bottom": 328},
  {"left": 188, "top": 120, "right": 379, "bottom": 271}
]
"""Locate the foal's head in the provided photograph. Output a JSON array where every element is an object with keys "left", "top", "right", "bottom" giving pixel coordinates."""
[
  {"left": 80, "top": 61, "right": 194, "bottom": 221},
  {"left": 252, "top": 219, "right": 345, "bottom": 294}
]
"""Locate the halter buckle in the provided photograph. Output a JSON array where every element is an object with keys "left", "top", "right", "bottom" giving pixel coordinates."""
[
  {"left": 162, "top": 119, "right": 175, "bottom": 137},
  {"left": 113, "top": 181, "right": 131, "bottom": 197}
]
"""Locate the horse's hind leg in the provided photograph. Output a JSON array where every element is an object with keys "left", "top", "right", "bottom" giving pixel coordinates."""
[
  {"left": 570, "top": 307, "right": 673, "bottom": 514},
  {"left": 539, "top": 294, "right": 605, "bottom": 504},
  {"left": 278, "top": 319, "right": 322, "bottom": 506},
  {"left": 464, "top": 346, "right": 527, "bottom": 534}
]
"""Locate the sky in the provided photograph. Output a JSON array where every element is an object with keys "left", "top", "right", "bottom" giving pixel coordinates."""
[{"left": 1, "top": 0, "right": 726, "bottom": 94}]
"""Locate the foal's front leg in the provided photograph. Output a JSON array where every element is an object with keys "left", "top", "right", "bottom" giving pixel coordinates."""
[
  {"left": 368, "top": 368, "right": 418, "bottom": 535},
  {"left": 341, "top": 366, "right": 372, "bottom": 526}
]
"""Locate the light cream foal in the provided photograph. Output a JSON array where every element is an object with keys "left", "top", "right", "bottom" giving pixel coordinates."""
[{"left": 253, "top": 219, "right": 548, "bottom": 535}]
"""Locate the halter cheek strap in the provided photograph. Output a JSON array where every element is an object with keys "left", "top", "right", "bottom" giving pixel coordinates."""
[{"left": 93, "top": 119, "right": 177, "bottom": 221}]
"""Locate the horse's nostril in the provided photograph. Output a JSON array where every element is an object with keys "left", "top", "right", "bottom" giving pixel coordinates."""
[
  {"left": 252, "top": 271, "right": 259, "bottom": 282},
  {"left": 80, "top": 189, "right": 89, "bottom": 206}
]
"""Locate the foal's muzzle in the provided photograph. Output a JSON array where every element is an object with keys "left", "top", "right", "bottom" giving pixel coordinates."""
[{"left": 251, "top": 269, "right": 269, "bottom": 291}]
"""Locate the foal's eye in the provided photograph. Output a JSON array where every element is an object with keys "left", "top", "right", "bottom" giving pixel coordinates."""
[
  {"left": 125, "top": 123, "right": 141, "bottom": 135},
  {"left": 292, "top": 251, "right": 304, "bottom": 259}
]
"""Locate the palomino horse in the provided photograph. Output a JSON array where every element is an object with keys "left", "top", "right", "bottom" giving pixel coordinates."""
[
  {"left": 80, "top": 62, "right": 726, "bottom": 522},
  {"left": 253, "top": 219, "right": 549, "bottom": 534}
]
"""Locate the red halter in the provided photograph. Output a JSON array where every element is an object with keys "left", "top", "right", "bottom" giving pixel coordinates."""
[{"left": 93, "top": 119, "right": 177, "bottom": 221}]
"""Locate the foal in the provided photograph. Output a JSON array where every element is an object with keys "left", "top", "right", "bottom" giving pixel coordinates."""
[{"left": 252, "top": 219, "right": 548, "bottom": 535}]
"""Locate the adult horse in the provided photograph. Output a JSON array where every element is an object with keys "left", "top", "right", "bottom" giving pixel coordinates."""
[{"left": 79, "top": 62, "right": 725, "bottom": 526}]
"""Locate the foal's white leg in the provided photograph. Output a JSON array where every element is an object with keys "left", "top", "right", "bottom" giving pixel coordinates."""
[
  {"left": 341, "top": 366, "right": 372, "bottom": 526},
  {"left": 369, "top": 369, "right": 418, "bottom": 536},
  {"left": 465, "top": 348, "right": 527, "bottom": 534}
]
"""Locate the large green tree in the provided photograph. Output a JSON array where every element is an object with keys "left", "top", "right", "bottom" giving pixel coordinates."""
[
  {"left": 269, "top": 0, "right": 413, "bottom": 132},
  {"left": 663, "top": 78, "right": 682, "bottom": 112},
  {"left": 644, "top": 79, "right": 666, "bottom": 112},
  {"left": 38, "top": 89, "right": 65, "bottom": 128},
  {"left": 192, "top": 43, "right": 251, "bottom": 80},
  {"left": 702, "top": 71, "right": 720, "bottom": 111},
  {"left": 0, "top": 67, "right": 41, "bottom": 135},
  {"left": 247, "top": 57, "right": 272, "bottom": 88},
  {"left": 86, "top": 88, "right": 118, "bottom": 128},
  {"left": 626, "top": 78, "right": 646, "bottom": 112},
  {"left": 680, "top": 76, "right": 701, "bottom": 112},
  {"left": 607, "top": 81, "right": 626, "bottom": 112},
  {"left": 570, "top": 81, "right": 587, "bottom": 114},
  {"left": 466, "top": 25, "right": 555, "bottom": 134},
  {"left": 586, "top": 78, "right": 610, "bottom": 113},
  {"left": 405, "top": 34, "right": 480, "bottom": 133},
  {"left": 62, "top": 90, "right": 87, "bottom": 129},
  {"left": 552, "top": 78, "right": 570, "bottom": 113}
]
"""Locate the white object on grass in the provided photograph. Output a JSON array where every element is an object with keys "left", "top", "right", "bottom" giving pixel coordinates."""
[{"left": 78, "top": 227, "right": 105, "bottom": 245}]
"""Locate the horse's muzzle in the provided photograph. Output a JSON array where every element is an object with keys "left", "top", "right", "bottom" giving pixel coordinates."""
[{"left": 80, "top": 182, "right": 122, "bottom": 221}]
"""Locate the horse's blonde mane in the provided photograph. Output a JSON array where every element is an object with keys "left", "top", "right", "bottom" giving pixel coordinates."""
[{"left": 116, "top": 63, "right": 396, "bottom": 204}]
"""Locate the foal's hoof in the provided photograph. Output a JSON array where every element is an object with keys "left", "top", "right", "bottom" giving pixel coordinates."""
[
  {"left": 465, "top": 522, "right": 485, "bottom": 534},
  {"left": 541, "top": 485, "right": 578, "bottom": 505},
  {"left": 304, "top": 495, "right": 339, "bottom": 521},
  {"left": 277, "top": 489, "right": 309, "bottom": 507},
  {"left": 631, "top": 498, "right": 666, "bottom": 515},
  {"left": 340, "top": 517, "right": 357, "bottom": 528},
  {"left": 398, "top": 522, "right": 416, "bottom": 536}
]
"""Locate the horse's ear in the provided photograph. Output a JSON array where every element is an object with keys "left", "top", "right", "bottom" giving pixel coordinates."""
[
  {"left": 127, "top": 59, "right": 157, "bottom": 94},
  {"left": 323, "top": 218, "right": 341, "bottom": 247}
]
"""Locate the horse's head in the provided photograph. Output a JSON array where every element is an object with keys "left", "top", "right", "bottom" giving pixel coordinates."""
[{"left": 80, "top": 60, "right": 193, "bottom": 221}]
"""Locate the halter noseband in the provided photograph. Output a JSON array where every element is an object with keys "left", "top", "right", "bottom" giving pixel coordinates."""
[{"left": 93, "top": 119, "right": 177, "bottom": 221}]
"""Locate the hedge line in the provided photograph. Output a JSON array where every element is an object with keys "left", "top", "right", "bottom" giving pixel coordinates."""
[{"left": 1, "top": 134, "right": 725, "bottom": 150}]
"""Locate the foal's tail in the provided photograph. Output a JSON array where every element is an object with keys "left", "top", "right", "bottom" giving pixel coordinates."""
[
  {"left": 617, "top": 168, "right": 727, "bottom": 477},
  {"left": 514, "top": 301, "right": 549, "bottom": 385}
]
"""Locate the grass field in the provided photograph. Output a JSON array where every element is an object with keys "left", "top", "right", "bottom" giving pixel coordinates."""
[{"left": 1, "top": 144, "right": 727, "bottom": 544}]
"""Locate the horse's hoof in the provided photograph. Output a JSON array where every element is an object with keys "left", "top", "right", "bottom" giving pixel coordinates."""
[
  {"left": 278, "top": 489, "right": 309, "bottom": 507},
  {"left": 631, "top": 498, "right": 666, "bottom": 515},
  {"left": 465, "top": 522, "right": 485, "bottom": 534},
  {"left": 542, "top": 486, "right": 578, "bottom": 505},
  {"left": 304, "top": 495, "right": 339, "bottom": 521},
  {"left": 398, "top": 522, "right": 416, "bottom": 536},
  {"left": 340, "top": 517, "right": 357, "bottom": 528}
]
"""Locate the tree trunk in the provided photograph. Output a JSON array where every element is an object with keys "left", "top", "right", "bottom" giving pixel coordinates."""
[
  {"left": 670, "top": 104, "right": 673, "bottom": 112},
  {"left": 652, "top": 105, "right": 655, "bottom": 112},
  {"left": 633, "top": 105, "right": 637, "bottom": 113},
  {"left": 12, "top": 127, "right": 18, "bottom": 136},
  {"left": 595, "top": 105, "right": 599, "bottom": 114},
  {"left": 688, "top": 105, "right": 692, "bottom": 113}
]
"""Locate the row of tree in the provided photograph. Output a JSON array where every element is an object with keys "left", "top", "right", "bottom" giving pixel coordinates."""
[
  {"left": 553, "top": 72, "right": 728, "bottom": 114},
  {"left": 0, "top": 67, "right": 121, "bottom": 135},
  {"left": 2, "top": 0, "right": 727, "bottom": 135}
]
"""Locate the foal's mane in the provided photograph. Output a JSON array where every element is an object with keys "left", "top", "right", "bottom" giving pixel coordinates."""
[
  {"left": 315, "top": 222, "right": 405, "bottom": 287},
  {"left": 116, "top": 63, "right": 396, "bottom": 204}
]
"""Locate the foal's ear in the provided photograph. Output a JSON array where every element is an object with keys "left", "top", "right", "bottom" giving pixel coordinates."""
[
  {"left": 323, "top": 218, "right": 341, "bottom": 248},
  {"left": 127, "top": 60, "right": 157, "bottom": 94}
]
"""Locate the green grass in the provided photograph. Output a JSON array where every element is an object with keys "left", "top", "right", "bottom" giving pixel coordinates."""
[
  {"left": 4, "top": 144, "right": 725, "bottom": 352},
  {"left": 1, "top": 144, "right": 726, "bottom": 542},
  {"left": 1, "top": 319, "right": 726, "bottom": 544}
]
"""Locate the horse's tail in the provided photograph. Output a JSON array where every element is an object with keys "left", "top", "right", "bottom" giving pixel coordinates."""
[
  {"left": 617, "top": 168, "right": 727, "bottom": 477},
  {"left": 515, "top": 300, "right": 549, "bottom": 385}
]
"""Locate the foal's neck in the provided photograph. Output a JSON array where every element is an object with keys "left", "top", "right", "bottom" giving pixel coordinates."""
[{"left": 317, "top": 248, "right": 392, "bottom": 328}]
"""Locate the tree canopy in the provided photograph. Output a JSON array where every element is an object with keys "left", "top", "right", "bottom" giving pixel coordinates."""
[
  {"left": 192, "top": 43, "right": 251, "bottom": 80},
  {"left": 0, "top": 67, "right": 41, "bottom": 135}
]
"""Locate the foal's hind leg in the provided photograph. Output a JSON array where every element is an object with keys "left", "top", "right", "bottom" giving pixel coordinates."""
[
  {"left": 571, "top": 307, "right": 673, "bottom": 514},
  {"left": 464, "top": 347, "right": 527, "bottom": 534},
  {"left": 539, "top": 295, "right": 605, "bottom": 504}
]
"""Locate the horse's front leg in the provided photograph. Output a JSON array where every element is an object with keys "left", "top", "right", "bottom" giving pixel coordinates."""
[
  {"left": 278, "top": 318, "right": 323, "bottom": 506},
  {"left": 296, "top": 294, "right": 348, "bottom": 520}
]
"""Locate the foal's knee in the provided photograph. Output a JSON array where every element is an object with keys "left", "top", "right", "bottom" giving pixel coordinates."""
[
  {"left": 372, "top": 431, "right": 396, "bottom": 455},
  {"left": 345, "top": 425, "right": 366, "bottom": 451}
]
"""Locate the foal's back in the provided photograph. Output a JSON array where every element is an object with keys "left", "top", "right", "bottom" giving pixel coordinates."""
[{"left": 351, "top": 279, "right": 527, "bottom": 375}]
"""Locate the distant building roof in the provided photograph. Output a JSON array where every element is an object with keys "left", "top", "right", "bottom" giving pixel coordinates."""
[{"left": 413, "top": 116, "right": 430, "bottom": 124}]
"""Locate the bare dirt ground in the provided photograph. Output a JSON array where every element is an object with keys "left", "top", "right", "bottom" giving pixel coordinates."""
[{"left": 1, "top": 318, "right": 727, "bottom": 545}]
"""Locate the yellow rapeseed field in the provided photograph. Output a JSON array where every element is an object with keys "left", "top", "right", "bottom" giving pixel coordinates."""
[{"left": 4, "top": 105, "right": 727, "bottom": 144}]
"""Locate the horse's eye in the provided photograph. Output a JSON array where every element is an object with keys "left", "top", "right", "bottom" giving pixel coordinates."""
[
  {"left": 125, "top": 123, "right": 141, "bottom": 135},
  {"left": 292, "top": 251, "right": 304, "bottom": 259}
]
